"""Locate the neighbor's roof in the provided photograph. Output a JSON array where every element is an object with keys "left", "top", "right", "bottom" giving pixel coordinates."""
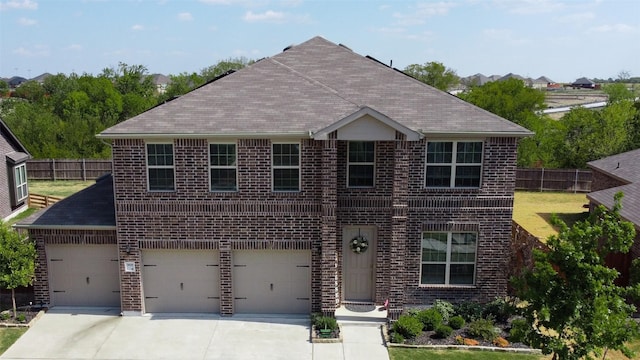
[
  {"left": 14, "top": 174, "right": 115, "bottom": 230},
  {"left": 587, "top": 148, "right": 640, "bottom": 227},
  {"left": 1, "top": 117, "right": 31, "bottom": 161},
  {"left": 99, "top": 36, "right": 531, "bottom": 139}
]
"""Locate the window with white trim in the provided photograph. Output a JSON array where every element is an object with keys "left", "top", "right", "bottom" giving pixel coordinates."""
[
  {"left": 146, "top": 143, "right": 175, "bottom": 191},
  {"left": 210, "top": 143, "right": 237, "bottom": 191},
  {"left": 425, "top": 141, "right": 483, "bottom": 188},
  {"left": 272, "top": 143, "right": 300, "bottom": 191},
  {"left": 348, "top": 141, "right": 375, "bottom": 187},
  {"left": 421, "top": 232, "right": 477, "bottom": 285},
  {"left": 14, "top": 163, "right": 28, "bottom": 203}
]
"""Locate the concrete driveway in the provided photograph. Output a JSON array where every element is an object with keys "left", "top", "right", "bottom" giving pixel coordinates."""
[{"left": 1, "top": 308, "right": 389, "bottom": 360}]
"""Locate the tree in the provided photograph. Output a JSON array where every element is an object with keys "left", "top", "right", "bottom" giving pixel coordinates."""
[
  {"left": 603, "top": 83, "right": 636, "bottom": 104},
  {"left": 513, "top": 193, "right": 639, "bottom": 360},
  {"left": 404, "top": 61, "right": 459, "bottom": 91},
  {"left": 200, "top": 57, "right": 251, "bottom": 82},
  {"left": 0, "top": 222, "right": 36, "bottom": 318}
]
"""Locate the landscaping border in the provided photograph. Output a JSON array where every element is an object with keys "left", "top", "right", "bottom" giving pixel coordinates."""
[
  {"left": 0, "top": 310, "right": 45, "bottom": 328},
  {"left": 382, "top": 324, "right": 542, "bottom": 355},
  {"left": 311, "top": 324, "right": 343, "bottom": 343}
]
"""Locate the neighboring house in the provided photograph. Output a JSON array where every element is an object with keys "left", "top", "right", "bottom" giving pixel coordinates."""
[
  {"left": 0, "top": 118, "right": 30, "bottom": 222},
  {"left": 17, "top": 37, "right": 531, "bottom": 318},
  {"left": 572, "top": 77, "right": 596, "bottom": 89},
  {"left": 497, "top": 73, "right": 533, "bottom": 87},
  {"left": 587, "top": 148, "right": 640, "bottom": 285},
  {"left": 150, "top": 73, "right": 171, "bottom": 94},
  {"left": 532, "top": 76, "right": 556, "bottom": 90}
]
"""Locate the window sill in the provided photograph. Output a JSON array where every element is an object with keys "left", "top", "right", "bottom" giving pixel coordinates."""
[{"left": 418, "top": 284, "right": 476, "bottom": 289}]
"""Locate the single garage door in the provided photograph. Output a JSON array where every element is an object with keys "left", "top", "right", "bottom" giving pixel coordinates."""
[
  {"left": 47, "top": 244, "right": 120, "bottom": 307},
  {"left": 233, "top": 250, "right": 311, "bottom": 314},
  {"left": 142, "top": 250, "right": 220, "bottom": 313}
]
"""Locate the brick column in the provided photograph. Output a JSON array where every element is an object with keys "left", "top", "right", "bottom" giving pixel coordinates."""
[
  {"left": 321, "top": 138, "right": 338, "bottom": 316},
  {"left": 118, "top": 236, "right": 143, "bottom": 315},
  {"left": 388, "top": 135, "right": 409, "bottom": 320},
  {"left": 219, "top": 240, "right": 233, "bottom": 316},
  {"left": 31, "top": 230, "right": 49, "bottom": 306}
]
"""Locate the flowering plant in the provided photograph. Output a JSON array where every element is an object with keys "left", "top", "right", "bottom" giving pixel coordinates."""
[{"left": 350, "top": 235, "right": 368, "bottom": 254}]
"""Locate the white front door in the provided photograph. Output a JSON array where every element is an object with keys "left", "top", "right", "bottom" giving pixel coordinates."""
[{"left": 343, "top": 226, "right": 376, "bottom": 302}]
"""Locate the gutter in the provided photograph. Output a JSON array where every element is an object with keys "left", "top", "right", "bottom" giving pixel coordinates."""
[{"left": 12, "top": 224, "right": 117, "bottom": 231}]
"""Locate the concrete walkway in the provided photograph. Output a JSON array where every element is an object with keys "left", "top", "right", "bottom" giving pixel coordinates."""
[{"left": 1, "top": 307, "right": 389, "bottom": 360}]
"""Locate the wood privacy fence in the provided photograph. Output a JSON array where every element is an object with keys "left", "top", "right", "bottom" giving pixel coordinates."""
[
  {"left": 515, "top": 168, "right": 592, "bottom": 193},
  {"left": 27, "top": 159, "right": 112, "bottom": 181},
  {"left": 26, "top": 159, "right": 592, "bottom": 192},
  {"left": 28, "top": 193, "right": 63, "bottom": 209}
]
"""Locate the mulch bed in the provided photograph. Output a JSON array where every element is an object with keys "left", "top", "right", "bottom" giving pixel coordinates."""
[
  {"left": 406, "top": 325, "right": 531, "bottom": 349},
  {"left": 0, "top": 309, "right": 43, "bottom": 327}
]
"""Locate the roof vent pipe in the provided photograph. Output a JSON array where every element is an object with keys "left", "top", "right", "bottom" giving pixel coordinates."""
[{"left": 283, "top": 44, "right": 293, "bottom": 52}]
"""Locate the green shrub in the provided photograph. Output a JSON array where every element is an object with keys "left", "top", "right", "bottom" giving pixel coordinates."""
[
  {"left": 16, "top": 313, "right": 26, "bottom": 323},
  {"left": 313, "top": 315, "right": 338, "bottom": 331},
  {"left": 483, "top": 297, "right": 516, "bottom": 323},
  {"left": 0, "top": 312, "right": 10, "bottom": 321},
  {"left": 508, "top": 318, "right": 530, "bottom": 344},
  {"left": 467, "top": 318, "right": 499, "bottom": 341},
  {"left": 454, "top": 301, "right": 484, "bottom": 322},
  {"left": 390, "top": 332, "right": 405, "bottom": 344},
  {"left": 433, "top": 299, "right": 455, "bottom": 322},
  {"left": 392, "top": 314, "right": 423, "bottom": 339},
  {"left": 434, "top": 324, "right": 453, "bottom": 339},
  {"left": 448, "top": 315, "right": 465, "bottom": 330},
  {"left": 416, "top": 308, "right": 442, "bottom": 331}
]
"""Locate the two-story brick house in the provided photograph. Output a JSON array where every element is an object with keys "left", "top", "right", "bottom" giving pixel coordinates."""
[
  {"left": 1, "top": 118, "right": 30, "bottom": 222},
  {"left": 20, "top": 37, "right": 531, "bottom": 318}
]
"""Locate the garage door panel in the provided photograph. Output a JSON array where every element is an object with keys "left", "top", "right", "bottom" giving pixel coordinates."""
[
  {"left": 142, "top": 250, "right": 219, "bottom": 313},
  {"left": 47, "top": 245, "right": 120, "bottom": 307},
  {"left": 234, "top": 251, "right": 310, "bottom": 314}
]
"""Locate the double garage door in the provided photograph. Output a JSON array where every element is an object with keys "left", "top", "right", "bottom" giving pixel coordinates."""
[
  {"left": 141, "top": 250, "right": 310, "bottom": 314},
  {"left": 47, "top": 245, "right": 120, "bottom": 307}
]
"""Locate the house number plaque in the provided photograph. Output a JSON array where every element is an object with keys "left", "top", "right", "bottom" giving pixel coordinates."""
[{"left": 124, "top": 262, "right": 136, "bottom": 273}]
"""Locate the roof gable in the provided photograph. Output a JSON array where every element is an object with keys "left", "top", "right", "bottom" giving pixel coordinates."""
[
  {"left": 99, "top": 36, "right": 532, "bottom": 139},
  {"left": 313, "top": 107, "right": 421, "bottom": 141}
]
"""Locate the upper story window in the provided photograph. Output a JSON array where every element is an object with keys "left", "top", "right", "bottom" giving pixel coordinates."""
[
  {"left": 14, "top": 163, "right": 28, "bottom": 203},
  {"left": 421, "top": 232, "right": 477, "bottom": 285},
  {"left": 348, "top": 141, "right": 375, "bottom": 187},
  {"left": 272, "top": 143, "right": 300, "bottom": 192},
  {"left": 210, "top": 143, "right": 237, "bottom": 191},
  {"left": 425, "top": 141, "right": 483, "bottom": 188},
  {"left": 146, "top": 143, "right": 175, "bottom": 191}
]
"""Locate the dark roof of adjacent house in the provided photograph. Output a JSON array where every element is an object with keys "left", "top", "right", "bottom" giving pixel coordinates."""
[
  {"left": 587, "top": 148, "right": 640, "bottom": 227},
  {"left": 572, "top": 77, "right": 595, "bottom": 85},
  {"left": 14, "top": 174, "right": 115, "bottom": 229},
  {"left": 99, "top": 36, "right": 531, "bottom": 139},
  {"left": 1, "top": 118, "right": 31, "bottom": 162}
]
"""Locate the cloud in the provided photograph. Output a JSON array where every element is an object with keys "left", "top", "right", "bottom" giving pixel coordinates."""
[
  {"left": 555, "top": 12, "right": 595, "bottom": 24},
  {"left": 66, "top": 44, "right": 82, "bottom": 51},
  {"left": 0, "top": 0, "right": 37, "bottom": 11},
  {"left": 131, "top": 24, "right": 144, "bottom": 31},
  {"left": 243, "top": 10, "right": 309, "bottom": 24},
  {"left": 494, "top": 0, "right": 564, "bottom": 15},
  {"left": 392, "top": 2, "right": 456, "bottom": 26},
  {"left": 588, "top": 23, "right": 636, "bottom": 33},
  {"left": 178, "top": 12, "right": 193, "bottom": 21},
  {"left": 17, "top": 16, "right": 36, "bottom": 25},
  {"left": 12, "top": 44, "right": 49, "bottom": 57},
  {"left": 199, "top": 0, "right": 243, "bottom": 4}
]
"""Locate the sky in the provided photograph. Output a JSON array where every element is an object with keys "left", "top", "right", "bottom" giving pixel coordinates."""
[{"left": 1, "top": 0, "right": 639, "bottom": 83}]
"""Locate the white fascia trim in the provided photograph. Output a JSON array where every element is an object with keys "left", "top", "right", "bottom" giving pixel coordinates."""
[
  {"left": 96, "top": 132, "right": 311, "bottom": 140},
  {"left": 422, "top": 130, "right": 533, "bottom": 139}
]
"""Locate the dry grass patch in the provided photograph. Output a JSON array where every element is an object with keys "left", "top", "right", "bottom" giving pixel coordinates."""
[
  {"left": 29, "top": 180, "right": 95, "bottom": 198},
  {"left": 513, "top": 191, "right": 589, "bottom": 240}
]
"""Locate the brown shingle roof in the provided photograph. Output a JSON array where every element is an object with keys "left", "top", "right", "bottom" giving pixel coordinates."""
[
  {"left": 587, "top": 148, "right": 640, "bottom": 227},
  {"left": 99, "top": 36, "right": 531, "bottom": 139}
]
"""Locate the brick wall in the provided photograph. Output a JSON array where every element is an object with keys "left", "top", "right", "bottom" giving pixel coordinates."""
[
  {"left": 110, "top": 135, "right": 519, "bottom": 315},
  {"left": 590, "top": 169, "right": 628, "bottom": 192}
]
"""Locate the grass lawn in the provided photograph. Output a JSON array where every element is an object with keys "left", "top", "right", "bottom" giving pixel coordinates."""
[
  {"left": 29, "top": 180, "right": 94, "bottom": 198},
  {"left": 513, "top": 191, "right": 589, "bottom": 240},
  {"left": 388, "top": 348, "right": 544, "bottom": 360},
  {"left": 0, "top": 328, "right": 27, "bottom": 355}
]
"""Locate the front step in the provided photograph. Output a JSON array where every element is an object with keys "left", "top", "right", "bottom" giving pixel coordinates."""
[{"left": 335, "top": 304, "right": 387, "bottom": 325}]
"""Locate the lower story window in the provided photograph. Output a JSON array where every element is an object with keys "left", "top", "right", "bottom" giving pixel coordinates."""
[{"left": 421, "top": 232, "right": 477, "bottom": 285}]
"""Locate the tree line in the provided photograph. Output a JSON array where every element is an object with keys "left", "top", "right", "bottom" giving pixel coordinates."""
[
  {"left": 0, "top": 58, "right": 250, "bottom": 159},
  {"left": 1, "top": 58, "right": 638, "bottom": 168}
]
